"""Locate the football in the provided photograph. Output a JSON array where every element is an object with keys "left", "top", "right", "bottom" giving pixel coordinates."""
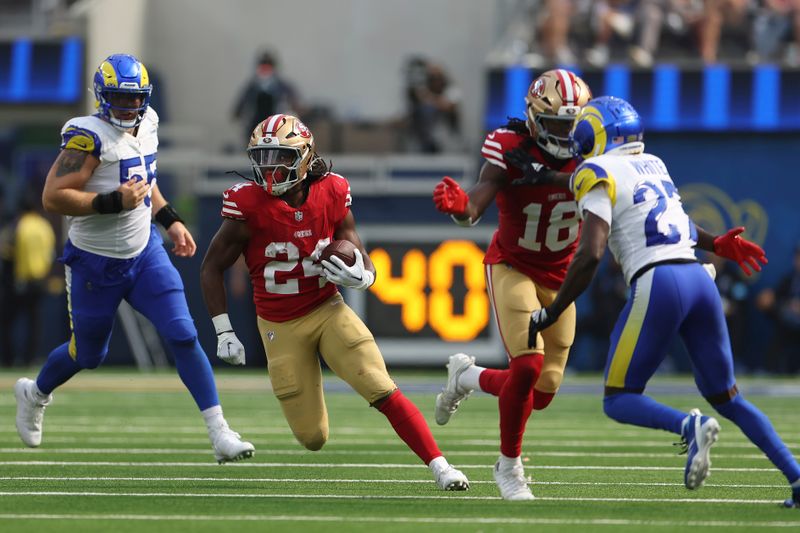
[{"left": 320, "top": 239, "right": 358, "bottom": 267}]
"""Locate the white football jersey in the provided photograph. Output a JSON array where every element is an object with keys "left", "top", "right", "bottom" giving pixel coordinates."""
[
  {"left": 571, "top": 147, "right": 698, "bottom": 284},
  {"left": 60, "top": 108, "right": 159, "bottom": 258}
]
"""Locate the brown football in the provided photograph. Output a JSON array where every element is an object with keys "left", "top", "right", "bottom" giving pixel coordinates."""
[{"left": 320, "top": 239, "right": 357, "bottom": 267}]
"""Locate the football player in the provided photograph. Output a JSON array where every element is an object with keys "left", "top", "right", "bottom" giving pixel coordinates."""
[
  {"left": 14, "top": 54, "right": 255, "bottom": 463},
  {"left": 528, "top": 95, "right": 800, "bottom": 507},
  {"left": 200, "top": 114, "right": 470, "bottom": 491},
  {"left": 432, "top": 69, "right": 592, "bottom": 500}
]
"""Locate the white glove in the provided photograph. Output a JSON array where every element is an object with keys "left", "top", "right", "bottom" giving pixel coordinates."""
[
  {"left": 321, "top": 248, "right": 375, "bottom": 290},
  {"left": 212, "top": 314, "right": 246, "bottom": 365}
]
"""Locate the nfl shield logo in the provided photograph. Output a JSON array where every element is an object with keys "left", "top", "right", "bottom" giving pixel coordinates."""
[
  {"left": 295, "top": 211, "right": 303, "bottom": 221},
  {"left": 267, "top": 331, "right": 275, "bottom": 341}
]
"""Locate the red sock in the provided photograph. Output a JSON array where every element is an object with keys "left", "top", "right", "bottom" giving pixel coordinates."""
[
  {"left": 379, "top": 389, "right": 441, "bottom": 465},
  {"left": 498, "top": 354, "right": 543, "bottom": 457},
  {"left": 533, "top": 390, "right": 555, "bottom": 410},
  {"left": 479, "top": 368, "right": 509, "bottom": 396}
]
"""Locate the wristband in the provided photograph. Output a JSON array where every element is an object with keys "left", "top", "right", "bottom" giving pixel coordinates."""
[
  {"left": 155, "top": 204, "right": 184, "bottom": 229},
  {"left": 212, "top": 313, "right": 233, "bottom": 335},
  {"left": 92, "top": 191, "right": 124, "bottom": 214},
  {"left": 450, "top": 214, "right": 481, "bottom": 227}
]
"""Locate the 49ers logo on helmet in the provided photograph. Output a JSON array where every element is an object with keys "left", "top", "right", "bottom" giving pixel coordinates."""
[
  {"left": 296, "top": 121, "right": 311, "bottom": 138},
  {"left": 531, "top": 78, "right": 546, "bottom": 98}
]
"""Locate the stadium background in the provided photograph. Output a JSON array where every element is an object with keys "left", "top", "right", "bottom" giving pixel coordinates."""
[{"left": 2, "top": 0, "right": 799, "bottom": 373}]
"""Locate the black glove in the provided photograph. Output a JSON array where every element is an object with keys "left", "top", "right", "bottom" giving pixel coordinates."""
[
  {"left": 528, "top": 306, "right": 558, "bottom": 348},
  {"left": 505, "top": 147, "right": 559, "bottom": 186}
]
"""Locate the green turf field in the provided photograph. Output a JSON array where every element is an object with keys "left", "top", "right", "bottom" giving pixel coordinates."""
[{"left": 1, "top": 370, "right": 799, "bottom": 532}]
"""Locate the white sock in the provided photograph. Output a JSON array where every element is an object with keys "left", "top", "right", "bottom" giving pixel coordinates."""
[
  {"left": 428, "top": 456, "right": 449, "bottom": 473},
  {"left": 202, "top": 405, "right": 225, "bottom": 430},
  {"left": 458, "top": 364, "right": 485, "bottom": 392},
  {"left": 498, "top": 453, "right": 521, "bottom": 470}
]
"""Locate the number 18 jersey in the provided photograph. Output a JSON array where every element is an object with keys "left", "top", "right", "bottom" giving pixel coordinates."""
[
  {"left": 480, "top": 127, "right": 580, "bottom": 289},
  {"left": 571, "top": 150, "right": 698, "bottom": 284}
]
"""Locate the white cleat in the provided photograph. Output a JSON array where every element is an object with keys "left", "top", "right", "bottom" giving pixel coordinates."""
[
  {"left": 434, "top": 353, "right": 475, "bottom": 425},
  {"left": 14, "top": 378, "right": 52, "bottom": 448},
  {"left": 433, "top": 464, "right": 470, "bottom": 491},
  {"left": 209, "top": 423, "right": 255, "bottom": 464},
  {"left": 682, "top": 409, "right": 721, "bottom": 490},
  {"left": 494, "top": 458, "right": 535, "bottom": 501}
]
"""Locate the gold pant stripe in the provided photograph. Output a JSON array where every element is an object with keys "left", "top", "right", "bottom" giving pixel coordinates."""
[
  {"left": 606, "top": 269, "right": 654, "bottom": 388},
  {"left": 65, "top": 265, "right": 77, "bottom": 359}
]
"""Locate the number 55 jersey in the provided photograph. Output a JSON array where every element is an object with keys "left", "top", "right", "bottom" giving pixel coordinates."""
[
  {"left": 571, "top": 149, "right": 698, "bottom": 284},
  {"left": 60, "top": 108, "right": 159, "bottom": 258}
]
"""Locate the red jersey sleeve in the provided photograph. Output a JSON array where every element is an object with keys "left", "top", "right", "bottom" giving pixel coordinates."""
[
  {"left": 220, "top": 182, "right": 257, "bottom": 221},
  {"left": 480, "top": 128, "right": 525, "bottom": 172},
  {"left": 324, "top": 172, "right": 352, "bottom": 225}
]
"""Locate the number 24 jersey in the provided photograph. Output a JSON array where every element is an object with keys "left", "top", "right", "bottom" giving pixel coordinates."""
[{"left": 220, "top": 173, "right": 352, "bottom": 322}]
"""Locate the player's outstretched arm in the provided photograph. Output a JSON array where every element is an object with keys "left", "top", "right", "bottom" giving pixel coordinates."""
[
  {"left": 695, "top": 224, "right": 767, "bottom": 276},
  {"left": 432, "top": 162, "right": 503, "bottom": 226},
  {"left": 200, "top": 219, "right": 251, "bottom": 365}
]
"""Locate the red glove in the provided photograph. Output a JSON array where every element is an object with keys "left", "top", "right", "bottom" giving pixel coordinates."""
[
  {"left": 433, "top": 176, "right": 469, "bottom": 215},
  {"left": 713, "top": 227, "right": 768, "bottom": 276}
]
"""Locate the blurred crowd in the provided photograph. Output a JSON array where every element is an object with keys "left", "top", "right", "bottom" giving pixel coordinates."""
[{"left": 492, "top": 0, "right": 800, "bottom": 67}]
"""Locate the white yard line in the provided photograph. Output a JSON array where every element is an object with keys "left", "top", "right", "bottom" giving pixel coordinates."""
[
  {"left": 0, "top": 491, "right": 790, "bottom": 506},
  {"left": 0, "top": 513, "right": 798, "bottom": 528},
  {"left": 0, "top": 476, "right": 789, "bottom": 488},
  {"left": 0, "top": 447, "right": 785, "bottom": 460},
  {"left": 0, "top": 460, "right": 785, "bottom": 471}
]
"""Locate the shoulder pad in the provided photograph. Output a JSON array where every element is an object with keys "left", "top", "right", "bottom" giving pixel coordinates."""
[
  {"left": 571, "top": 162, "right": 616, "bottom": 205},
  {"left": 60, "top": 125, "right": 102, "bottom": 158}
]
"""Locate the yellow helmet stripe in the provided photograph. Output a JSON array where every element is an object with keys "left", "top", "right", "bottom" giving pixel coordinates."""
[{"left": 99, "top": 61, "right": 118, "bottom": 87}]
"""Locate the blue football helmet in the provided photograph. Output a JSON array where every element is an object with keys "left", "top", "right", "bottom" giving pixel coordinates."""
[
  {"left": 93, "top": 54, "right": 152, "bottom": 129},
  {"left": 569, "top": 96, "right": 643, "bottom": 160}
]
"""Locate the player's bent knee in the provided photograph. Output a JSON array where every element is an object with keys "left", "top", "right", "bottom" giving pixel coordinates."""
[
  {"left": 535, "top": 368, "right": 564, "bottom": 394},
  {"left": 161, "top": 318, "right": 198, "bottom": 345},
  {"left": 294, "top": 429, "right": 328, "bottom": 451},
  {"left": 603, "top": 393, "right": 626, "bottom": 421}
]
